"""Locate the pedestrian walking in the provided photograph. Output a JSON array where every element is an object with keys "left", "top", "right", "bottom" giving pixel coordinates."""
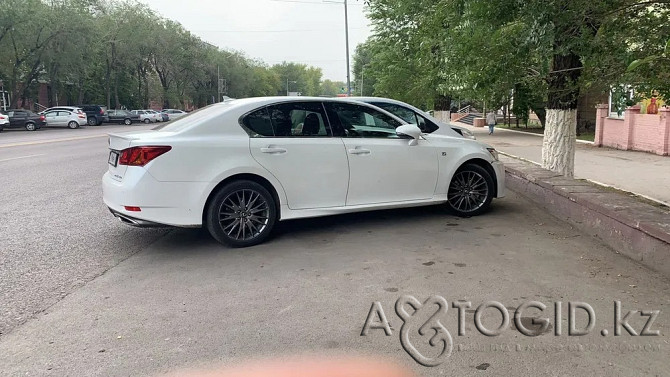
[{"left": 486, "top": 111, "right": 496, "bottom": 135}]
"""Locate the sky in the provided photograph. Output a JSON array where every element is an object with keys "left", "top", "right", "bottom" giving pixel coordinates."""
[{"left": 141, "top": 0, "right": 372, "bottom": 82}]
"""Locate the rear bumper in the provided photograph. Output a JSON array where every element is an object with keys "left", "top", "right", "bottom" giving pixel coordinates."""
[{"left": 102, "top": 170, "right": 207, "bottom": 227}]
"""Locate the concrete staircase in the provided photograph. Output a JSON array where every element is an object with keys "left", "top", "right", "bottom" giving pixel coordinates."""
[{"left": 456, "top": 113, "right": 482, "bottom": 125}]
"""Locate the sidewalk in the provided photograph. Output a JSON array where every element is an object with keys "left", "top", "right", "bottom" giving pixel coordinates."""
[{"left": 455, "top": 123, "right": 670, "bottom": 206}]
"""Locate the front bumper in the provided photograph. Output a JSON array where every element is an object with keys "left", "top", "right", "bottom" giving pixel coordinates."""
[{"left": 491, "top": 160, "right": 506, "bottom": 198}]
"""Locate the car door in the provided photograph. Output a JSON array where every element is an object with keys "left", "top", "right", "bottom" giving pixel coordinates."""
[
  {"left": 325, "top": 102, "right": 439, "bottom": 206},
  {"left": 247, "top": 101, "right": 349, "bottom": 210},
  {"left": 45, "top": 111, "right": 59, "bottom": 126},
  {"left": 9, "top": 111, "right": 25, "bottom": 128}
]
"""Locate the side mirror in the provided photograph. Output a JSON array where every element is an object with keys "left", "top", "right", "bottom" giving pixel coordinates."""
[{"left": 396, "top": 124, "right": 422, "bottom": 145}]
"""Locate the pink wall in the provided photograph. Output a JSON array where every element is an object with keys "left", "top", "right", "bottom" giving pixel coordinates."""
[{"left": 595, "top": 104, "right": 669, "bottom": 156}]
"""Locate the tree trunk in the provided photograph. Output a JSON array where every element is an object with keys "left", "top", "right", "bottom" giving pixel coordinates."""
[
  {"left": 114, "top": 73, "right": 120, "bottom": 109},
  {"left": 541, "top": 51, "right": 581, "bottom": 177}
]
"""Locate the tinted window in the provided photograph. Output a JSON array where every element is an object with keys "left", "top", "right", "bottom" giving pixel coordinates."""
[
  {"left": 372, "top": 103, "right": 416, "bottom": 124},
  {"left": 242, "top": 107, "right": 274, "bottom": 137},
  {"left": 267, "top": 102, "right": 329, "bottom": 137},
  {"left": 372, "top": 102, "right": 438, "bottom": 133},
  {"left": 327, "top": 103, "right": 401, "bottom": 138}
]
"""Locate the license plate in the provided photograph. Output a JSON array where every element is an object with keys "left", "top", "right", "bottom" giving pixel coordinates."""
[{"left": 108, "top": 151, "right": 119, "bottom": 167}]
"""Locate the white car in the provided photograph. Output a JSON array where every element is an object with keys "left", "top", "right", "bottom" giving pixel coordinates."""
[
  {"left": 161, "top": 109, "right": 187, "bottom": 120},
  {"left": 0, "top": 112, "right": 8, "bottom": 131},
  {"left": 103, "top": 97, "right": 504, "bottom": 247},
  {"left": 43, "top": 108, "right": 87, "bottom": 129},
  {"left": 131, "top": 110, "right": 159, "bottom": 124},
  {"left": 351, "top": 97, "right": 476, "bottom": 140}
]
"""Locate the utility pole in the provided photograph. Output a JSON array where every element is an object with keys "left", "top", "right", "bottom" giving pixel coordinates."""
[{"left": 344, "top": 0, "right": 351, "bottom": 96}]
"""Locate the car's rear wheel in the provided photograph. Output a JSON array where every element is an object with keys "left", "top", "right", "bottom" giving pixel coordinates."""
[
  {"left": 206, "top": 180, "right": 277, "bottom": 247},
  {"left": 143, "top": 118, "right": 150, "bottom": 124},
  {"left": 87, "top": 117, "right": 97, "bottom": 126},
  {"left": 123, "top": 118, "right": 132, "bottom": 125},
  {"left": 68, "top": 121, "right": 79, "bottom": 129},
  {"left": 447, "top": 163, "right": 494, "bottom": 217},
  {"left": 25, "top": 122, "right": 36, "bottom": 131}
]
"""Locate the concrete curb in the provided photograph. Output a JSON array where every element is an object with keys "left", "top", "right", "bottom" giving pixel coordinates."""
[{"left": 501, "top": 155, "right": 670, "bottom": 276}]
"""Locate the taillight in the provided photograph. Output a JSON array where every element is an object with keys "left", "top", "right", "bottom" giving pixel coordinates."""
[
  {"left": 100, "top": 109, "right": 104, "bottom": 114},
  {"left": 40, "top": 115, "right": 46, "bottom": 121},
  {"left": 118, "top": 146, "right": 172, "bottom": 166},
  {"left": 78, "top": 114, "right": 86, "bottom": 118}
]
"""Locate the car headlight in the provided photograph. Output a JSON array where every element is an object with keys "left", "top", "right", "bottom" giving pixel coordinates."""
[
  {"left": 487, "top": 147, "right": 499, "bottom": 161},
  {"left": 461, "top": 128, "right": 476, "bottom": 140}
]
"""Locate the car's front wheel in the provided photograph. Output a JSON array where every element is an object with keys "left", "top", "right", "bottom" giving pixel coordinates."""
[
  {"left": 206, "top": 180, "right": 277, "bottom": 247},
  {"left": 447, "top": 163, "right": 494, "bottom": 217}
]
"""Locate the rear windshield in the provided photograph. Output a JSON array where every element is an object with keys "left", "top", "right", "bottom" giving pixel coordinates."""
[{"left": 152, "top": 102, "right": 236, "bottom": 132}]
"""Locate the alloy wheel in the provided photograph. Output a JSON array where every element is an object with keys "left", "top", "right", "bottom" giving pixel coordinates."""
[
  {"left": 448, "top": 170, "right": 489, "bottom": 213},
  {"left": 217, "top": 189, "right": 271, "bottom": 241}
]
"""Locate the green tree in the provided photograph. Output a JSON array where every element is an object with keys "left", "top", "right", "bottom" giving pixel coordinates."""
[{"left": 365, "top": 0, "right": 670, "bottom": 176}]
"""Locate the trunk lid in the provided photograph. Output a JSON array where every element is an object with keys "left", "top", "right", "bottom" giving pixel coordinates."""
[{"left": 107, "top": 130, "right": 175, "bottom": 181}]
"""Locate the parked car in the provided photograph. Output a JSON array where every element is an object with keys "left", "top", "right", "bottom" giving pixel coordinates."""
[
  {"left": 43, "top": 108, "right": 87, "bottom": 129},
  {"left": 161, "top": 109, "right": 187, "bottom": 120},
  {"left": 146, "top": 109, "right": 169, "bottom": 122},
  {"left": 80, "top": 105, "right": 108, "bottom": 126},
  {"left": 154, "top": 110, "right": 169, "bottom": 122},
  {"left": 107, "top": 109, "right": 141, "bottom": 125},
  {"left": 351, "top": 97, "right": 477, "bottom": 140},
  {"left": 103, "top": 97, "right": 504, "bottom": 248},
  {"left": 3, "top": 109, "right": 45, "bottom": 131},
  {"left": 131, "top": 110, "right": 159, "bottom": 124},
  {"left": 0, "top": 112, "right": 8, "bottom": 132},
  {"left": 40, "top": 106, "right": 85, "bottom": 115}
]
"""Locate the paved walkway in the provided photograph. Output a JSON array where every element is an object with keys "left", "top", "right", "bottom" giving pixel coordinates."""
[{"left": 454, "top": 123, "right": 670, "bottom": 206}]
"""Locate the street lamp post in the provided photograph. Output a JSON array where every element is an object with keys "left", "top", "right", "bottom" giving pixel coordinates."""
[{"left": 344, "top": 0, "right": 351, "bottom": 96}]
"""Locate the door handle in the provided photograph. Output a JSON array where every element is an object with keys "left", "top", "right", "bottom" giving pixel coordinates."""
[
  {"left": 348, "top": 147, "right": 371, "bottom": 155},
  {"left": 260, "top": 147, "right": 287, "bottom": 154}
]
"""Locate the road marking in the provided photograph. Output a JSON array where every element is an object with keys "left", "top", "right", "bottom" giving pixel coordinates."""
[
  {"left": 0, "top": 134, "right": 108, "bottom": 148},
  {"left": 0, "top": 154, "right": 46, "bottom": 162}
]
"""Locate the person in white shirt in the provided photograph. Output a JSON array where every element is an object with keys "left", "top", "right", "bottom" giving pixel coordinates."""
[{"left": 486, "top": 111, "right": 496, "bottom": 135}]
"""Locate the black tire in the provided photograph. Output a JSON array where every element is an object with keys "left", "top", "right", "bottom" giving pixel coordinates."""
[
  {"left": 123, "top": 118, "right": 132, "bottom": 125},
  {"left": 25, "top": 122, "right": 36, "bottom": 131},
  {"left": 206, "top": 180, "right": 277, "bottom": 247},
  {"left": 87, "top": 117, "right": 97, "bottom": 126},
  {"left": 143, "top": 118, "right": 150, "bottom": 124},
  {"left": 68, "top": 121, "right": 79, "bottom": 129},
  {"left": 447, "top": 163, "right": 495, "bottom": 217}
]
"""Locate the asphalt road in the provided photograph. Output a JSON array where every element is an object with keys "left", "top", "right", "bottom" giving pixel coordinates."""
[{"left": 0, "top": 126, "right": 669, "bottom": 376}]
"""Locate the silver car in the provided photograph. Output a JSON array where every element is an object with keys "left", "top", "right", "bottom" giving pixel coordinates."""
[
  {"left": 351, "top": 97, "right": 476, "bottom": 140},
  {"left": 43, "top": 107, "right": 87, "bottom": 129},
  {"left": 131, "top": 110, "right": 159, "bottom": 124}
]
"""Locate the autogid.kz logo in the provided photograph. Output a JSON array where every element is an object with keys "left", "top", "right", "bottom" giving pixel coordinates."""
[{"left": 360, "top": 295, "right": 661, "bottom": 367}]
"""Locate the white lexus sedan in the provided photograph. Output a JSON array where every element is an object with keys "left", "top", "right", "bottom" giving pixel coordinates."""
[{"left": 103, "top": 97, "right": 504, "bottom": 247}]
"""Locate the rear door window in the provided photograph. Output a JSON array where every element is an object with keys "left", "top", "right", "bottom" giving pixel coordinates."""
[
  {"left": 267, "top": 102, "right": 330, "bottom": 137},
  {"left": 242, "top": 107, "right": 274, "bottom": 137}
]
